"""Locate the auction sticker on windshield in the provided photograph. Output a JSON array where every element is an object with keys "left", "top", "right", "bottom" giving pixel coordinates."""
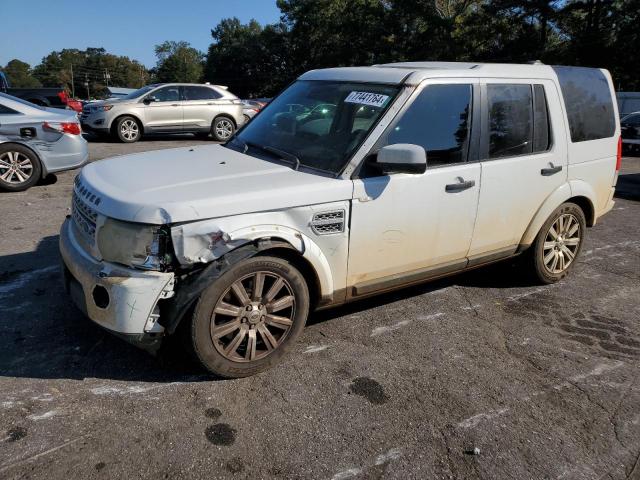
[{"left": 344, "top": 91, "right": 390, "bottom": 108}]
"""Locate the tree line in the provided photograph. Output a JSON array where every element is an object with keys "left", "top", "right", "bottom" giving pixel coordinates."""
[{"left": 2, "top": 0, "right": 639, "bottom": 99}]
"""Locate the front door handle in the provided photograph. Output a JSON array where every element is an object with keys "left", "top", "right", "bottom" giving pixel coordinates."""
[
  {"left": 445, "top": 178, "right": 476, "bottom": 193},
  {"left": 171, "top": 104, "right": 180, "bottom": 107},
  {"left": 541, "top": 165, "right": 562, "bottom": 176}
]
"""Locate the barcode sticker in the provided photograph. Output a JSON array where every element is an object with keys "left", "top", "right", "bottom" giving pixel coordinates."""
[{"left": 344, "top": 91, "right": 390, "bottom": 108}]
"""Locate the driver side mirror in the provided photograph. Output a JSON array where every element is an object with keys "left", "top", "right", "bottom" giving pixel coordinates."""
[
  {"left": 376, "top": 144, "right": 427, "bottom": 174},
  {"left": 143, "top": 96, "right": 158, "bottom": 105}
]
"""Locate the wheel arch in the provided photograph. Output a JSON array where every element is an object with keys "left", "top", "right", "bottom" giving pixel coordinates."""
[
  {"left": 213, "top": 113, "right": 237, "bottom": 128},
  {"left": 163, "top": 234, "right": 330, "bottom": 335},
  {"left": 518, "top": 183, "right": 596, "bottom": 250}
]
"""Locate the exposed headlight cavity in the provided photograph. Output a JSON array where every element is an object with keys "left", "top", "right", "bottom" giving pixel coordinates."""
[{"left": 97, "top": 218, "right": 169, "bottom": 270}]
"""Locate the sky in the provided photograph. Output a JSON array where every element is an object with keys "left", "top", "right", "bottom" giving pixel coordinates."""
[{"left": 0, "top": 0, "right": 282, "bottom": 68}]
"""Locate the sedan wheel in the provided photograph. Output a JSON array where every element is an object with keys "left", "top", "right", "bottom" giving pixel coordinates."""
[
  {"left": 189, "top": 256, "right": 310, "bottom": 378},
  {"left": 0, "top": 145, "right": 41, "bottom": 192},
  {"left": 0, "top": 151, "right": 33, "bottom": 184}
]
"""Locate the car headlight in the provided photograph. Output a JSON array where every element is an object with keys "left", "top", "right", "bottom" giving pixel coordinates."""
[
  {"left": 101, "top": 105, "right": 114, "bottom": 111},
  {"left": 97, "top": 218, "right": 169, "bottom": 270}
]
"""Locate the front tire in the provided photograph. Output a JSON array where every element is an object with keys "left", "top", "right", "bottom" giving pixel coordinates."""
[
  {"left": 0, "top": 144, "right": 41, "bottom": 192},
  {"left": 189, "top": 256, "right": 310, "bottom": 378},
  {"left": 115, "top": 116, "right": 141, "bottom": 143},
  {"left": 211, "top": 117, "right": 235, "bottom": 142},
  {"left": 528, "top": 202, "right": 586, "bottom": 284}
]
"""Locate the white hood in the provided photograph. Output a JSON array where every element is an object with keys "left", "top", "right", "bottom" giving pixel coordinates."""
[{"left": 79, "top": 145, "right": 354, "bottom": 224}]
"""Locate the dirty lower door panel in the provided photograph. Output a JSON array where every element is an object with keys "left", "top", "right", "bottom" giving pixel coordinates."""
[{"left": 347, "top": 163, "right": 481, "bottom": 294}]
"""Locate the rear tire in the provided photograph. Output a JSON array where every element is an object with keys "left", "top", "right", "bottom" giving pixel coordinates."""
[
  {"left": 211, "top": 117, "right": 235, "bottom": 142},
  {"left": 526, "top": 202, "right": 586, "bottom": 284},
  {"left": 189, "top": 256, "right": 309, "bottom": 378},
  {"left": 115, "top": 116, "right": 141, "bottom": 143},
  {"left": 0, "top": 144, "right": 42, "bottom": 192}
]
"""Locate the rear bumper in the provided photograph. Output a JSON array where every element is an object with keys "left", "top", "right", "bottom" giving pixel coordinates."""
[
  {"left": 59, "top": 218, "right": 175, "bottom": 344},
  {"left": 40, "top": 134, "right": 89, "bottom": 175}
]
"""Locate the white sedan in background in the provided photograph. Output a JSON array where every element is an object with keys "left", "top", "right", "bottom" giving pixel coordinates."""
[{"left": 0, "top": 92, "right": 88, "bottom": 191}]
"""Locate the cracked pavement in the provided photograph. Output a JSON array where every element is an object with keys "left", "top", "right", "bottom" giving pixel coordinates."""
[{"left": 0, "top": 138, "right": 639, "bottom": 479}]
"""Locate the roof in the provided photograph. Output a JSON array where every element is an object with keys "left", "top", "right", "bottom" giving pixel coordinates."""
[{"left": 299, "top": 61, "right": 559, "bottom": 85}]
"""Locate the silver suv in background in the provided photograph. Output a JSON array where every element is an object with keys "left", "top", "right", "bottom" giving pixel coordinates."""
[{"left": 80, "top": 83, "right": 244, "bottom": 143}]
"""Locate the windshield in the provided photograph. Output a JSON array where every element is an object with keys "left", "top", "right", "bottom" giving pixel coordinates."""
[
  {"left": 232, "top": 80, "right": 399, "bottom": 174},
  {"left": 121, "top": 85, "right": 159, "bottom": 100}
]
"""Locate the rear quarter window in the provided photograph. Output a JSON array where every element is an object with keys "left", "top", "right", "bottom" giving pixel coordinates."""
[{"left": 553, "top": 66, "right": 616, "bottom": 142}]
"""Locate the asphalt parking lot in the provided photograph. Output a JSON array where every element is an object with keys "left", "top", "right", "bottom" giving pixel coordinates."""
[{"left": 1, "top": 136, "right": 639, "bottom": 479}]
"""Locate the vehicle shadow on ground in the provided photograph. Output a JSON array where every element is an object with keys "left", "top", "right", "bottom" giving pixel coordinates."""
[
  {"left": 310, "top": 257, "right": 532, "bottom": 325},
  {"left": 615, "top": 172, "right": 640, "bottom": 201},
  {"left": 0, "top": 235, "right": 211, "bottom": 383},
  {"left": 0, "top": 234, "right": 533, "bottom": 383}
]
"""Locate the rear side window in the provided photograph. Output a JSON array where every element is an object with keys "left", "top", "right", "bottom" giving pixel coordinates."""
[
  {"left": 0, "top": 104, "right": 19, "bottom": 114},
  {"left": 487, "top": 84, "right": 552, "bottom": 159},
  {"left": 183, "top": 86, "right": 221, "bottom": 101},
  {"left": 487, "top": 84, "right": 533, "bottom": 158},
  {"left": 533, "top": 85, "right": 551, "bottom": 152},
  {"left": 385, "top": 84, "right": 472, "bottom": 166},
  {"left": 553, "top": 66, "right": 615, "bottom": 142}
]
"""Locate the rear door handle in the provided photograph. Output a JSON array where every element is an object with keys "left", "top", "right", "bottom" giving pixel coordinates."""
[
  {"left": 445, "top": 178, "right": 476, "bottom": 193},
  {"left": 541, "top": 165, "right": 562, "bottom": 176},
  {"left": 171, "top": 104, "right": 180, "bottom": 107}
]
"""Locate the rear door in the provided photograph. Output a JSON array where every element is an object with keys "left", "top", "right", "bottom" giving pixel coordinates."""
[
  {"left": 182, "top": 86, "right": 223, "bottom": 131},
  {"left": 468, "top": 80, "right": 568, "bottom": 262},
  {"left": 142, "top": 85, "right": 183, "bottom": 132}
]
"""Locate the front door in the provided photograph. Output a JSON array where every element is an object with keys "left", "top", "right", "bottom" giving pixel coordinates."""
[
  {"left": 347, "top": 80, "right": 481, "bottom": 296},
  {"left": 142, "top": 85, "right": 183, "bottom": 132}
]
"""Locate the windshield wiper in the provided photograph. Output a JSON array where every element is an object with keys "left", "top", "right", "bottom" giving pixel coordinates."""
[
  {"left": 261, "top": 145, "right": 300, "bottom": 171},
  {"left": 232, "top": 138, "right": 301, "bottom": 171}
]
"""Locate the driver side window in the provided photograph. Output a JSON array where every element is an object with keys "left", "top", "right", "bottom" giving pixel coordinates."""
[
  {"left": 377, "top": 84, "right": 473, "bottom": 167},
  {"left": 149, "top": 86, "right": 180, "bottom": 102}
]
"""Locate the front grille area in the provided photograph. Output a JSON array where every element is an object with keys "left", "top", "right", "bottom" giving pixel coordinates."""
[
  {"left": 72, "top": 190, "right": 97, "bottom": 241},
  {"left": 71, "top": 177, "right": 101, "bottom": 243},
  {"left": 310, "top": 209, "right": 346, "bottom": 235}
]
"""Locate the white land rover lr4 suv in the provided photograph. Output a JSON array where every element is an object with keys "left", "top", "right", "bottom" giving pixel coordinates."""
[{"left": 60, "top": 62, "right": 621, "bottom": 378}]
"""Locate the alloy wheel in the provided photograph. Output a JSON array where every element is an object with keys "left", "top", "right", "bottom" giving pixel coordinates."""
[
  {"left": 120, "top": 119, "right": 139, "bottom": 141},
  {"left": 542, "top": 213, "right": 581, "bottom": 274},
  {"left": 215, "top": 119, "right": 234, "bottom": 140},
  {"left": 210, "top": 271, "right": 295, "bottom": 362},
  {"left": 0, "top": 151, "right": 33, "bottom": 184}
]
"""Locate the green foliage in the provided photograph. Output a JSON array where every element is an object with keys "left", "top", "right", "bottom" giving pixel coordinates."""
[
  {"left": 202, "top": 0, "right": 640, "bottom": 96},
  {"left": 3, "top": 59, "right": 41, "bottom": 88},
  {"left": 153, "top": 41, "right": 204, "bottom": 83},
  {"left": 29, "top": 48, "right": 148, "bottom": 99}
]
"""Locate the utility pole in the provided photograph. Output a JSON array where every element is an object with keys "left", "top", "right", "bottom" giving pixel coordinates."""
[
  {"left": 104, "top": 68, "right": 111, "bottom": 86},
  {"left": 84, "top": 74, "right": 90, "bottom": 100},
  {"left": 70, "top": 64, "right": 75, "bottom": 98}
]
